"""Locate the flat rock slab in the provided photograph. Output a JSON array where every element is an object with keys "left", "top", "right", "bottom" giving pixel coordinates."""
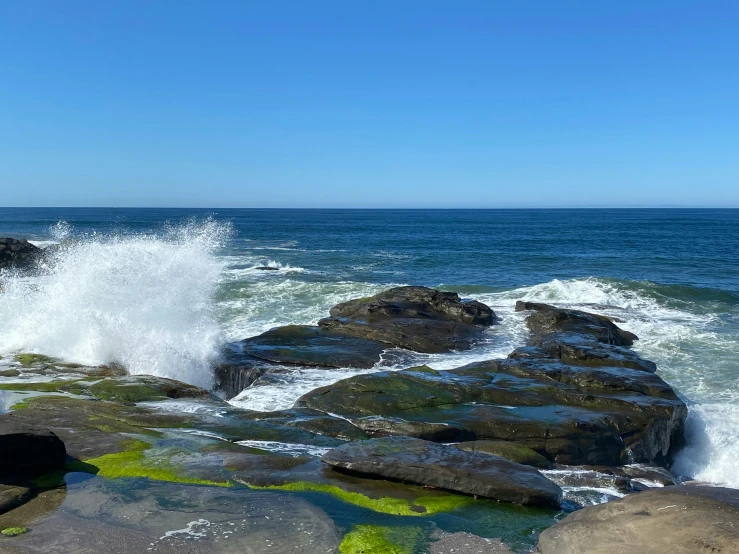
[
  {"left": 321, "top": 436, "right": 563, "bottom": 508},
  {"left": 537, "top": 485, "right": 739, "bottom": 554},
  {"left": 0, "top": 421, "right": 66, "bottom": 469},
  {"left": 243, "top": 324, "right": 389, "bottom": 368},
  {"left": 455, "top": 440, "right": 553, "bottom": 469}
]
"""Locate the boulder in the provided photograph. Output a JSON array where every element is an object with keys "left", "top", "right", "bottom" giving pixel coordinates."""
[
  {"left": 0, "top": 421, "right": 66, "bottom": 469},
  {"left": 0, "top": 238, "right": 41, "bottom": 271},
  {"left": 515, "top": 301, "right": 637, "bottom": 346},
  {"left": 537, "top": 485, "right": 739, "bottom": 554},
  {"left": 321, "top": 436, "right": 563, "bottom": 508},
  {"left": 318, "top": 286, "right": 495, "bottom": 353}
]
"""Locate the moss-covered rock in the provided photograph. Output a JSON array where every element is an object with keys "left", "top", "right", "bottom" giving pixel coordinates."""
[
  {"left": 339, "top": 524, "right": 426, "bottom": 554},
  {"left": 455, "top": 440, "right": 554, "bottom": 469},
  {"left": 87, "top": 376, "right": 215, "bottom": 405},
  {"left": 14, "top": 354, "right": 57, "bottom": 368}
]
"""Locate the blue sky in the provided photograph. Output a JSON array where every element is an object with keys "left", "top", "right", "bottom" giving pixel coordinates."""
[{"left": 1, "top": 0, "right": 738, "bottom": 207}]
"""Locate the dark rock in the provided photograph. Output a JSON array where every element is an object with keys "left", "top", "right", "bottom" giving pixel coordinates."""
[
  {"left": 0, "top": 421, "right": 66, "bottom": 469},
  {"left": 321, "top": 436, "right": 563, "bottom": 508},
  {"left": 213, "top": 360, "right": 269, "bottom": 399},
  {"left": 0, "top": 238, "right": 41, "bottom": 271},
  {"left": 537, "top": 485, "right": 739, "bottom": 554},
  {"left": 255, "top": 266, "right": 280, "bottom": 271},
  {"left": 236, "top": 408, "right": 369, "bottom": 441},
  {"left": 524, "top": 332, "right": 657, "bottom": 372},
  {"left": 215, "top": 287, "right": 496, "bottom": 398},
  {"left": 296, "top": 365, "right": 487, "bottom": 416},
  {"left": 242, "top": 325, "right": 390, "bottom": 368},
  {"left": 318, "top": 286, "right": 495, "bottom": 353},
  {"left": 298, "top": 303, "right": 686, "bottom": 467},
  {"left": 352, "top": 416, "right": 475, "bottom": 442},
  {"left": 515, "top": 301, "right": 637, "bottom": 346},
  {"left": 455, "top": 440, "right": 554, "bottom": 469}
]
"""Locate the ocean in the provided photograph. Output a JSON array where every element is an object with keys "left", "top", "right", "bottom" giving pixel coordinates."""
[{"left": 1, "top": 207, "right": 737, "bottom": 493}]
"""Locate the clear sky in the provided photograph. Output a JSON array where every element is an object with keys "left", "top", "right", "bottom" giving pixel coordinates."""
[{"left": 1, "top": 0, "right": 738, "bottom": 208}]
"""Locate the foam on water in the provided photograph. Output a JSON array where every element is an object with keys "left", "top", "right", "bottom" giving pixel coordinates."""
[{"left": 0, "top": 220, "right": 229, "bottom": 390}]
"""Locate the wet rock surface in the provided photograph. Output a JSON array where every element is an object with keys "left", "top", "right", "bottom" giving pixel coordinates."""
[
  {"left": 322, "top": 436, "right": 563, "bottom": 508},
  {"left": 0, "top": 476, "right": 341, "bottom": 554},
  {"left": 299, "top": 302, "right": 686, "bottom": 467},
  {"left": 0, "top": 484, "right": 32, "bottom": 514},
  {"left": 0, "top": 290, "right": 695, "bottom": 552},
  {"left": 537, "top": 485, "right": 739, "bottom": 554},
  {"left": 0, "top": 238, "right": 41, "bottom": 272},
  {"left": 319, "top": 286, "right": 495, "bottom": 353},
  {"left": 215, "top": 286, "right": 496, "bottom": 398}
]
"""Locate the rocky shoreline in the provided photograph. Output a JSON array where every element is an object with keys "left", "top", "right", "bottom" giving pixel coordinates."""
[{"left": 1, "top": 257, "right": 737, "bottom": 552}]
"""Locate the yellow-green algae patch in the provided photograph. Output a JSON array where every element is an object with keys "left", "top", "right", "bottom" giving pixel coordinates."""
[
  {"left": 339, "top": 524, "right": 425, "bottom": 554},
  {"left": 14, "top": 353, "right": 55, "bottom": 367},
  {"left": 247, "top": 481, "right": 473, "bottom": 516},
  {"left": 9, "top": 394, "right": 69, "bottom": 411},
  {"left": 1, "top": 527, "right": 29, "bottom": 537},
  {"left": 82, "top": 439, "right": 232, "bottom": 487},
  {"left": 0, "top": 379, "right": 96, "bottom": 393}
]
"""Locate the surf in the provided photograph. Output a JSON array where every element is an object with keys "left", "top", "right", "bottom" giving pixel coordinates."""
[{"left": 0, "top": 219, "right": 230, "bottom": 390}]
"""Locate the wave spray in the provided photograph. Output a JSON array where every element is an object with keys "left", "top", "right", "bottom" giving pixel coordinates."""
[{"left": 0, "top": 220, "right": 230, "bottom": 390}]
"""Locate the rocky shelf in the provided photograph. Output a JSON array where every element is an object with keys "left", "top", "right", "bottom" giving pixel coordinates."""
[{"left": 0, "top": 284, "right": 732, "bottom": 554}]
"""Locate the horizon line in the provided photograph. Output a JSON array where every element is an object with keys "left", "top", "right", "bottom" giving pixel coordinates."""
[{"left": 2, "top": 205, "right": 739, "bottom": 210}]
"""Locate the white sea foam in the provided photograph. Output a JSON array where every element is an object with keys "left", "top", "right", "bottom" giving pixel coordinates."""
[
  {"left": 0, "top": 220, "right": 229, "bottom": 390},
  {"left": 235, "top": 440, "right": 332, "bottom": 458}
]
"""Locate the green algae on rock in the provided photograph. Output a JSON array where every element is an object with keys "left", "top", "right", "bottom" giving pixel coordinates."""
[
  {"left": 82, "top": 439, "right": 232, "bottom": 487},
  {"left": 243, "top": 480, "right": 473, "bottom": 516},
  {"left": 13, "top": 354, "right": 57, "bottom": 368},
  {"left": 339, "top": 524, "right": 426, "bottom": 554},
  {"left": 1, "top": 526, "right": 29, "bottom": 536}
]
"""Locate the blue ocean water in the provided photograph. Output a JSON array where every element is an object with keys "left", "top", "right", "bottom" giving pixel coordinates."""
[{"left": 0, "top": 208, "right": 738, "bottom": 490}]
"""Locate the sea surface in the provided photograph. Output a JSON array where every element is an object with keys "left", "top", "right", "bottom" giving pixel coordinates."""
[{"left": 1, "top": 207, "right": 738, "bottom": 493}]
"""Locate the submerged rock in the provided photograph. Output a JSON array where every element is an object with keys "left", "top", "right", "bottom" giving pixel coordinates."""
[
  {"left": 0, "top": 238, "right": 41, "bottom": 271},
  {"left": 0, "top": 484, "right": 32, "bottom": 514},
  {"left": 537, "top": 485, "right": 739, "bottom": 554},
  {"left": 321, "top": 436, "right": 563, "bottom": 508},
  {"left": 0, "top": 476, "right": 342, "bottom": 554}
]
